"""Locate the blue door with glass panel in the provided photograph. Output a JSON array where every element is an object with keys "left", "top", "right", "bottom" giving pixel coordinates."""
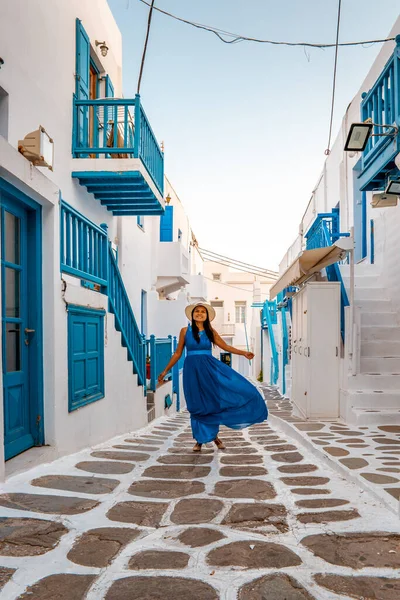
[{"left": 1, "top": 197, "right": 33, "bottom": 459}]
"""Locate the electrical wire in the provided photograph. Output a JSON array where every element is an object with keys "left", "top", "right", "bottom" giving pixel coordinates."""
[
  {"left": 325, "top": 0, "right": 342, "bottom": 155},
  {"left": 198, "top": 248, "right": 279, "bottom": 280},
  {"left": 204, "top": 275, "right": 259, "bottom": 294},
  {"left": 137, "top": 0, "right": 156, "bottom": 94},
  {"left": 138, "top": 0, "right": 395, "bottom": 49}
]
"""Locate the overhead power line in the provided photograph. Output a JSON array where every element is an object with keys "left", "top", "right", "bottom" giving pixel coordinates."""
[
  {"left": 198, "top": 247, "right": 279, "bottom": 280},
  {"left": 138, "top": 0, "right": 395, "bottom": 49},
  {"left": 325, "top": 0, "right": 342, "bottom": 155},
  {"left": 137, "top": 0, "right": 156, "bottom": 94}
]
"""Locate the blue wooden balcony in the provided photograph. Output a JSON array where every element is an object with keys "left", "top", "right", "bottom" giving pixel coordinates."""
[
  {"left": 71, "top": 95, "right": 164, "bottom": 216},
  {"left": 358, "top": 36, "right": 400, "bottom": 191}
]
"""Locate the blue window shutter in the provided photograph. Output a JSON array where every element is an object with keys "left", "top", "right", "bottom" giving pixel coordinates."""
[
  {"left": 75, "top": 19, "right": 90, "bottom": 99},
  {"left": 68, "top": 306, "right": 105, "bottom": 411},
  {"left": 105, "top": 75, "right": 114, "bottom": 97},
  {"left": 160, "top": 206, "right": 173, "bottom": 242},
  {"left": 75, "top": 19, "right": 90, "bottom": 149}
]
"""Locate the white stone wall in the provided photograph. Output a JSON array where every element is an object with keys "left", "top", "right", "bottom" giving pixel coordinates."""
[{"left": 0, "top": 0, "right": 199, "bottom": 474}]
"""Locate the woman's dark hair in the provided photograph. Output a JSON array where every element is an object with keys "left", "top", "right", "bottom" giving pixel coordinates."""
[{"left": 191, "top": 306, "right": 215, "bottom": 345}]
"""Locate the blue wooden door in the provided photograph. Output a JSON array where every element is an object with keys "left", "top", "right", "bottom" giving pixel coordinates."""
[
  {"left": 160, "top": 206, "right": 173, "bottom": 241},
  {"left": 75, "top": 19, "right": 90, "bottom": 150},
  {"left": 1, "top": 197, "right": 34, "bottom": 459},
  {"left": 353, "top": 162, "right": 367, "bottom": 263}
]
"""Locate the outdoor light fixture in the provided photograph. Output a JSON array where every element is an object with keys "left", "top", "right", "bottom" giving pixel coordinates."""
[
  {"left": 95, "top": 40, "right": 109, "bottom": 57},
  {"left": 165, "top": 194, "right": 171, "bottom": 205},
  {"left": 344, "top": 121, "right": 398, "bottom": 152},
  {"left": 0, "top": 58, "right": 4, "bottom": 69},
  {"left": 18, "top": 126, "right": 54, "bottom": 170},
  {"left": 385, "top": 179, "right": 400, "bottom": 196},
  {"left": 344, "top": 123, "right": 373, "bottom": 152}
]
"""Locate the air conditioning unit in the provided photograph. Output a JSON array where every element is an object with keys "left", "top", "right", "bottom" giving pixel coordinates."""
[
  {"left": 371, "top": 192, "right": 398, "bottom": 208},
  {"left": 18, "top": 126, "right": 54, "bottom": 170}
]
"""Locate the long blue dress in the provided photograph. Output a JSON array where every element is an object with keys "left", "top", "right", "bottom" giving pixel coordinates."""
[{"left": 183, "top": 325, "right": 268, "bottom": 443}]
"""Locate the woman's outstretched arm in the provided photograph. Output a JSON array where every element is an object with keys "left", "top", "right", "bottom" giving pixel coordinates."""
[
  {"left": 157, "top": 327, "right": 187, "bottom": 383},
  {"left": 213, "top": 328, "right": 254, "bottom": 360}
]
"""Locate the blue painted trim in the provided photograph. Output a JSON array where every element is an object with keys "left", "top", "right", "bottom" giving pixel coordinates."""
[
  {"left": 370, "top": 219, "right": 375, "bottom": 264},
  {"left": 172, "top": 336, "right": 180, "bottom": 411},
  {"left": 0, "top": 178, "right": 44, "bottom": 454},
  {"left": 281, "top": 306, "right": 288, "bottom": 396},
  {"left": 262, "top": 300, "right": 279, "bottom": 385},
  {"left": 67, "top": 305, "right": 105, "bottom": 412}
]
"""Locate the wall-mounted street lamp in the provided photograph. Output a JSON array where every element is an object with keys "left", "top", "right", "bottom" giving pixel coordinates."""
[
  {"left": 385, "top": 179, "right": 400, "bottom": 196},
  {"left": 95, "top": 40, "right": 109, "bottom": 57},
  {"left": 165, "top": 194, "right": 171, "bottom": 205},
  {"left": 344, "top": 121, "right": 398, "bottom": 152}
]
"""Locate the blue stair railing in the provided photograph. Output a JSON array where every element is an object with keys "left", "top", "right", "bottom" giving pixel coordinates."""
[
  {"left": 305, "top": 211, "right": 349, "bottom": 339},
  {"left": 108, "top": 245, "right": 147, "bottom": 387},
  {"left": 148, "top": 335, "right": 173, "bottom": 392},
  {"left": 261, "top": 300, "right": 279, "bottom": 385},
  {"left": 60, "top": 200, "right": 108, "bottom": 288},
  {"left": 172, "top": 337, "right": 186, "bottom": 411}
]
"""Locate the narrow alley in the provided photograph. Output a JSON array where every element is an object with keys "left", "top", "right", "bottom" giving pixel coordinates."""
[{"left": 0, "top": 387, "right": 399, "bottom": 599}]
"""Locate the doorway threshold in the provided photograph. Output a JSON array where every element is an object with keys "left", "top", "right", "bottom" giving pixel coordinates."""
[{"left": 5, "top": 446, "right": 58, "bottom": 480}]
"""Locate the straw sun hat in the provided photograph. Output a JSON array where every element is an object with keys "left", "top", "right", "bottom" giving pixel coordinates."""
[{"left": 185, "top": 302, "right": 216, "bottom": 322}]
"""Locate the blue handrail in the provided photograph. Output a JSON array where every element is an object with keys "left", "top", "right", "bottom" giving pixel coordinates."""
[
  {"left": 60, "top": 200, "right": 108, "bottom": 287},
  {"left": 72, "top": 95, "right": 164, "bottom": 195},
  {"left": 149, "top": 335, "right": 173, "bottom": 392},
  {"left": 108, "top": 245, "right": 147, "bottom": 387},
  {"left": 281, "top": 305, "right": 289, "bottom": 395},
  {"left": 262, "top": 300, "right": 279, "bottom": 385}
]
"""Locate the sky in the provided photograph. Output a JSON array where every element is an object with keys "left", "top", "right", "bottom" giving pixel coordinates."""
[{"left": 107, "top": 0, "right": 400, "bottom": 271}]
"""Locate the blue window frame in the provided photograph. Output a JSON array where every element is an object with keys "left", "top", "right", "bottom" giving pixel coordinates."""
[
  {"left": 160, "top": 206, "right": 173, "bottom": 241},
  {"left": 68, "top": 305, "right": 105, "bottom": 411}
]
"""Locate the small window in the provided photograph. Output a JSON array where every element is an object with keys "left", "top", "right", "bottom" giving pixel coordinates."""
[
  {"left": 137, "top": 215, "right": 144, "bottom": 230},
  {"left": 235, "top": 301, "right": 246, "bottom": 324},
  {"left": 212, "top": 273, "right": 221, "bottom": 281},
  {"left": 68, "top": 306, "right": 105, "bottom": 411},
  {"left": 210, "top": 300, "right": 223, "bottom": 308}
]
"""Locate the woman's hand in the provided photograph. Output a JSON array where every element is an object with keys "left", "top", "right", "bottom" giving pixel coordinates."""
[
  {"left": 244, "top": 351, "right": 255, "bottom": 360},
  {"left": 158, "top": 371, "right": 166, "bottom": 384}
]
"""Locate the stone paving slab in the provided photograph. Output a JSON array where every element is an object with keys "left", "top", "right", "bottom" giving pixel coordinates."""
[
  {"left": 0, "top": 409, "right": 400, "bottom": 599},
  {"left": 263, "top": 383, "right": 400, "bottom": 510}
]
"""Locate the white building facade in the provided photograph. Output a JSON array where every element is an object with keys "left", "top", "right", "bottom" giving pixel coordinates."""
[
  {"left": 0, "top": 0, "right": 206, "bottom": 479},
  {"left": 204, "top": 261, "right": 277, "bottom": 378},
  {"left": 266, "top": 21, "right": 400, "bottom": 426}
]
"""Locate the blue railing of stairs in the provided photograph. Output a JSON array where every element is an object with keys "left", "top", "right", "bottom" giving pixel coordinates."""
[
  {"left": 261, "top": 300, "right": 279, "bottom": 385},
  {"left": 108, "top": 246, "right": 147, "bottom": 387},
  {"left": 305, "top": 211, "right": 349, "bottom": 339}
]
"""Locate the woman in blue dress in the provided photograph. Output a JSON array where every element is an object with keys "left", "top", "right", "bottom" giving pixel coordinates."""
[{"left": 158, "top": 302, "right": 268, "bottom": 452}]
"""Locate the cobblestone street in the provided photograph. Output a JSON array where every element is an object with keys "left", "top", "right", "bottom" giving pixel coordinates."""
[{"left": 0, "top": 388, "right": 400, "bottom": 599}]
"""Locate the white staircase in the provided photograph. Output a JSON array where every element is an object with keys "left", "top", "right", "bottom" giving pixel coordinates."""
[{"left": 341, "top": 265, "right": 400, "bottom": 425}]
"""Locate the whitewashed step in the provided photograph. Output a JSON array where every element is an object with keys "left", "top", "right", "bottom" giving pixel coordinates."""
[
  {"left": 361, "top": 312, "right": 398, "bottom": 326},
  {"left": 348, "top": 407, "right": 400, "bottom": 426},
  {"left": 361, "top": 326, "right": 400, "bottom": 342},
  {"left": 361, "top": 356, "right": 400, "bottom": 372},
  {"left": 347, "top": 389, "right": 400, "bottom": 409},
  {"left": 358, "top": 299, "right": 393, "bottom": 313},
  {"left": 361, "top": 340, "right": 400, "bottom": 357},
  {"left": 348, "top": 373, "right": 400, "bottom": 390},
  {"left": 354, "top": 288, "right": 388, "bottom": 301}
]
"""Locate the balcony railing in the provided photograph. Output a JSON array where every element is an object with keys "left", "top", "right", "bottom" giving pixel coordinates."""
[
  {"left": 261, "top": 300, "right": 279, "bottom": 385},
  {"left": 72, "top": 94, "right": 164, "bottom": 195},
  {"left": 219, "top": 323, "right": 236, "bottom": 336},
  {"left": 361, "top": 36, "right": 400, "bottom": 169}
]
